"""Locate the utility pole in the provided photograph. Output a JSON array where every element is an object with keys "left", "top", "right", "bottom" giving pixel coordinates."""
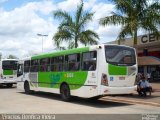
[{"left": 37, "top": 34, "right": 48, "bottom": 52}]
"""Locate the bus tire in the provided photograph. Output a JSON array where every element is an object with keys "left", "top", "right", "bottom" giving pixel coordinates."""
[
  {"left": 60, "top": 83, "right": 71, "bottom": 101},
  {"left": 6, "top": 84, "right": 13, "bottom": 88},
  {"left": 24, "top": 81, "right": 32, "bottom": 94}
]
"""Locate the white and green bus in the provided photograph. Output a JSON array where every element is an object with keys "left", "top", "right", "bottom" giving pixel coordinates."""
[
  {"left": 0, "top": 59, "right": 18, "bottom": 87},
  {"left": 17, "top": 44, "right": 137, "bottom": 101}
]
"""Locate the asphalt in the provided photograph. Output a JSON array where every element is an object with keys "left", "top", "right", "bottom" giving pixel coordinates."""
[
  {"left": 1, "top": 83, "right": 160, "bottom": 107},
  {"left": 102, "top": 83, "right": 160, "bottom": 107}
]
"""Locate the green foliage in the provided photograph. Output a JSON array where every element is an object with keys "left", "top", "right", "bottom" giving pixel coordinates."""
[
  {"left": 7, "top": 55, "right": 18, "bottom": 59},
  {"left": 99, "top": 0, "right": 160, "bottom": 45},
  {"left": 53, "top": 2, "right": 99, "bottom": 49}
]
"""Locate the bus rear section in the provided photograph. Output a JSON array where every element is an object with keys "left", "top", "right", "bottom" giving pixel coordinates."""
[
  {"left": 98, "top": 45, "right": 137, "bottom": 96},
  {"left": 0, "top": 59, "right": 18, "bottom": 87}
]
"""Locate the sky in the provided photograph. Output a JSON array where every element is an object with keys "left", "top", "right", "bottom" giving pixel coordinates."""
[{"left": 0, "top": 0, "right": 121, "bottom": 58}]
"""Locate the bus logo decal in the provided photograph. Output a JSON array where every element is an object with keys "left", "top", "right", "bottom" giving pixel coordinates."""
[
  {"left": 50, "top": 74, "right": 61, "bottom": 87},
  {"left": 110, "top": 77, "right": 114, "bottom": 81}
]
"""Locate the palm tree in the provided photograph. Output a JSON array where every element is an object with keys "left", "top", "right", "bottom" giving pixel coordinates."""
[
  {"left": 99, "top": 0, "right": 160, "bottom": 45},
  {"left": 53, "top": 2, "right": 99, "bottom": 49}
]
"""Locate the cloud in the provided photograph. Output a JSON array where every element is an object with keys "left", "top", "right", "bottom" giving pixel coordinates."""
[
  {"left": 83, "top": 0, "right": 97, "bottom": 10},
  {"left": 56, "top": 0, "right": 119, "bottom": 44},
  {"left": 92, "top": 3, "right": 114, "bottom": 20},
  {"left": 0, "top": 0, "right": 122, "bottom": 58},
  {"left": 57, "top": 0, "right": 81, "bottom": 12},
  {"left": 96, "top": 25, "right": 121, "bottom": 43},
  {"left": 87, "top": 2, "right": 120, "bottom": 43},
  {"left": 0, "top": 1, "right": 57, "bottom": 58}
]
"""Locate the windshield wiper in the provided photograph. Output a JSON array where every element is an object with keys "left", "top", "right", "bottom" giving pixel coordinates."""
[{"left": 117, "top": 64, "right": 127, "bottom": 66}]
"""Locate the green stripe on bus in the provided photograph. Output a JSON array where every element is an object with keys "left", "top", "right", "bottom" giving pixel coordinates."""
[
  {"left": 38, "top": 71, "right": 88, "bottom": 90},
  {"left": 3, "top": 70, "right": 13, "bottom": 75},
  {"left": 32, "top": 47, "right": 89, "bottom": 60},
  {"left": 108, "top": 64, "right": 127, "bottom": 75}
]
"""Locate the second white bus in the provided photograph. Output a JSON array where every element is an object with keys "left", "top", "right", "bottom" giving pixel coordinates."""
[{"left": 0, "top": 59, "right": 18, "bottom": 87}]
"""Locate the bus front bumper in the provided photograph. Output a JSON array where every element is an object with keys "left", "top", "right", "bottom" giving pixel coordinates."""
[{"left": 0, "top": 79, "right": 17, "bottom": 84}]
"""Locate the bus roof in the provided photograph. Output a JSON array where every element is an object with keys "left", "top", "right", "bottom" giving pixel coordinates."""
[
  {"left": 30, "top": 44, "right": 135, "bottom": 60},
  {"left": 1, "top": 59, "right": 18, "bottom": 61},
  {"left": 32, "top": 46, "right": 89, "bottom": 60}
]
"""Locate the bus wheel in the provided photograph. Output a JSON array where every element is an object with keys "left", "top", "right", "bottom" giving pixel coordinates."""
[
  {"left": 60, "top": 84, "right": 71, "bottom": 101},
  {"left": 6, "top": 84, "right": 13, "bottom": 88},
  {"left": 24, "top": 82, "right": 31, "bottom": 94}
]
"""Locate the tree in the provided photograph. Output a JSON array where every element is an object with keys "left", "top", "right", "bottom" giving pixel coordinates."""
[
  {"left": 99, "top": 0, "right": 160, "bottom": 45},
  {"left": 7, "top": 55, "right": 18, "bottom": 59},
  {"left": 53, "top": 2, "right": 99, "bottom": 49}
]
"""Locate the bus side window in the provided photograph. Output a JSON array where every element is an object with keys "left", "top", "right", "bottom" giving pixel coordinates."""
[
  {"left": 64, "top": 55, "right": 68, "bottom": 71},
  {"left": 40, "top": 58, "right": 50, "bottom": 72},
  {"left": 58, "top": 56, "right": 64, "bottom": 71},
  {"left": 51, "top": 56, "right": 64, "bottom": 72},
  {"left": 51, "top": 57, "right": 55, "bottom": 71},
  {"left": 67, "top": 54, "right": 80, "bottom": 71},
  {"left": 30, "top": 59, "right": 39, "bottom": 72},
  {"left": 24, "top": 60, "right": 30, "bottom": 73},
  {"left": 82, "top": 51, "right": 97, "bottom": 71}
]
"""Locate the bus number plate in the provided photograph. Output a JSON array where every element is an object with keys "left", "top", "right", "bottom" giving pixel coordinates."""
[{"left": 119, "top": 77, "right": 125, "bottom": 80}]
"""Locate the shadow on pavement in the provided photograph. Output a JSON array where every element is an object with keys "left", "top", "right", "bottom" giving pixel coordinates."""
[
  {"left": 112, "top": 94, "right": 160, "bottom": 99},
  {"left": 0, "top": 85, "right": 16, "bottom": 89},
  {"left": 18, "top": 91, "right": 133, "bottom": 108}
]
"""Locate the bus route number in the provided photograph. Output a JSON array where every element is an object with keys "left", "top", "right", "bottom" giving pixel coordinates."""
[{"left": 65, "top": 73, "right": 74, "bottom": 78}]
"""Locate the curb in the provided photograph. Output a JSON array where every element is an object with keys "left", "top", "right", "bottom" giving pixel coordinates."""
[
  {"left": 153, "top": 89, "right": 160, "bottom": 92},
  {"left": 101, "top": 97, "right": 160, "bottom": 107}
]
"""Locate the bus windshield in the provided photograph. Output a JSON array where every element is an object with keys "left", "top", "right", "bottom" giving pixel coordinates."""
[
  {"left": 2, "top": 61, "right": 18, "bottom": 70},
  {"left": 105, "top": 46, "right": 136, "bottom": 66}
]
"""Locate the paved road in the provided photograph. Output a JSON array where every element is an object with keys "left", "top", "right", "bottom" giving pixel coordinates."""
[{"left": 0, "top": 86, "right": 160, "bottom": 120}]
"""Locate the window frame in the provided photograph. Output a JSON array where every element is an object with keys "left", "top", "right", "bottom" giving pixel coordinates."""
[
  {"left": 105, "top": 45, "right": 136, "bottom": 66},
  {"left": 81, "top": 51, "right": 97, "bottom": 71},
  {"left": 51, "top": 56, "right": 64, "bottom": 72},
  {"left": 30, "top": 59, "right": 40, "bottom": 72},
  {"left": 39, "top": 58, "right": 51, "bottom": 72},
  {"left": 24, "top": 60, "right": 31, "bottom": 73},
  {"left": 64, "top": 53, "right": 81, "bottom": 71}
]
